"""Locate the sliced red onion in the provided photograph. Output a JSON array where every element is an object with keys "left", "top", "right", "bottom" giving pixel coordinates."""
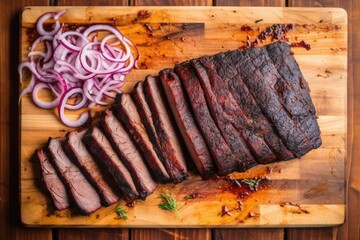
[
  {"left": 19, "top": 10, "right": 138, "bottom": 128},
  {"left": 58, "top": 31, "right": 89, "bottom": 52},
  {"left": 36, "top": 12, "right": 63, "bottom": 36},
  {"left": 58, "top": 87, "right": 90, "bottom": 127},
  {"left": 32, "top": 82, "right": 60, "bottom": 109},
  {"left": 18, "top": 74, "right": 36, "bottom": 104}
]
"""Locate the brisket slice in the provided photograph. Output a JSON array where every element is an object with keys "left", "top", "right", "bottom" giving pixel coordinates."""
[
  {"left": 266, "top": 42, "right": 321, "bottom": 148},
  {"left": 36, "top": 148, "right": 70, "bottom": 211},
  {"left": 63, "top": 130, "right": 120, "bottom": 206},
  {"left": 83, "top": 127, "right": 139, "bottom": 201},
  {"left": 101, "top": 110, "right": 157, "bottom": 199},
  {"left": 132, "top": 81, "right": 164, "bottom": 170},
  {"left": 175, "top": 61, "right": 239, "bottom": 175},
  {"left": 159, "top": 69, "right": 216, "bottom": 179},
  {"left": 143, "top": 75, "right": 187, "bottom": 183},
  {"left": 47, "top": 137, "right": 102, "bottom": 215},
  {"left": 226, "top": 46, "right": 313, "bottom": 157},
  {"left": 113, "top": 93, "right": 171, "bottom": 183},
  {"left": 193, "top": 57, "right": 276, "bottom": 164},
  {"left": 210, "top": 51, "right": 294, "bottom": 161}
]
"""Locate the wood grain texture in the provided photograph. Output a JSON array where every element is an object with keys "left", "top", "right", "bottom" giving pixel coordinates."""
[
  {"left": 0, "top": 1, "right": 50, "bottom": 240},
  {"left": 214, "top": 229, "right": 284, "bottom": 240},
  {"left": 57, "top": 0, "right": 129, "bottom": 5},
  {"left": 56, "top": 229, "right": 129, "bottom": 240},
  {"left": 215, "top": 0, "right": 284, "bottom": 6},
  {"left": 287, "top": 228, "right": 337, "bottom": 240},
  {"left": 289, "top": 0, "right": 342, "bottom": 7},
  {"left": 131, "top": 229, "right": 211, "bottom": 240},
  {"left": 131, "top": 0, "right": 212, "bottom": 6}
]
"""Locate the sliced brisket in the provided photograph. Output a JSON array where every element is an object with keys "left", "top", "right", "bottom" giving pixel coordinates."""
[
  {"left": 83, "top": 127, "right": 139, "bottom": 201},
  {"left": 266, "top": 42, "right": 321, "bottom": 148},
  {"left": 101, "top": 110, "right": 157, "bottom": 199},
  {"left": 143, "top": 75, "right": 188, "bottom": 183},
  {"left": 113, "top": 93, "right": 171, "bottom": 183},
  {"left": 224, "top": 46, "right": 313, "bottom": 157},
  {"left": 159, "top": 69, "right": 216, "bottom": 179},
  {"left": 175, "top": 61, "right": 239, "bottom": 175},
  {"left": 193, "top": 57, "right": 275, "bottom": 165},
  {"left": 36, "top": 148, "right": 70, "bottom": 211},
  {"left": 210, "top": 51, "right": 294, "bottom": 161},
  {"left": 132, "top": 81, "right": 164, "bottom": 169},
  {"left": 63, "top": 130, "right": 120, "bottom": 206},
  {"left": 47, "top": 137, "right": 102, "bottom": 214}
]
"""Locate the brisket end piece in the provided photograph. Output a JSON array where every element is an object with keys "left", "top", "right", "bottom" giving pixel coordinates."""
[
  {"left": 101, "top": 110, "right": 157, "bottom": 199},
  {"left": 143, "top": 75, "right": 188, "bottom": 183},
  {"left": 47, "top": 137, "right": 102, "bottom": 215},
  {"left": 266, "top": 41, "right": 321, "bottom": 148},
  {"left": 266, "top": 41, "right": 315, "bottom": 114},
  {"left": 113, "top": 93, "right": 171, "bottom": 183},
  {"left": 83, "top": 127, "right": 139, "bottom": 201},
  {"left": 63, "top": 130, "right": 120, "bottom": 206},
  {"left": 211, "top": 51, "right": 294, "bottom": 161},
  {"left": 175, "top": 61, "right": 239, "bottom": 175},
  {"left": 159, "top": 68, "right": 216, "bottom": 179},
  {"left": 36, "top": 148, "right": 70, "bottom": 211},
  {"left": 193, "top": 57, "right": 275, "bottom": 165},
  {"left": 228, "top": 46, "right": 314, "bottom": 157}
]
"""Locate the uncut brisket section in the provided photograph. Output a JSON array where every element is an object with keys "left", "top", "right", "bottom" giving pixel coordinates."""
[
  {"left": 175, "top": 61, "right": 239, "bottom": 175},
  {"left": 113, "top": 93, "right": 171, "bottom": 183},
  {"left": 36, "top": 148, "right": 70, "bottom": 211},
  {"left": 63, "top": 130, "right": 120, "bottom": 206},
  {"left": 47, "top": 137, "right": 102, "bottom": 214},
  {"left": 143, "top": 76, "right": 188, "bottom": 183},
  {"left": 159, "top": 69, "right": 216, "bottom": 179},
  {"left": 199, "top": 53, "right": 294, "bottom": 162},
  {"left": 83, "top": 127, "right": 139, "bottom": 201},
  {"left": 224, "top": 46, "right": 313, "bottom": 157},
  {"left": 101, "top": 110, "right": 157, "bottom": 199},
  {"left": 266, "top": 42, "right": 321, "bottom": 148},
  {"left": 192, "top": 58, "right": 275, "bottom": 165}
]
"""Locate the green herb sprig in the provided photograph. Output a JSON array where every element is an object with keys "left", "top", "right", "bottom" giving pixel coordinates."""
[
  {"left": 242, "top": 178, "right": 262, "bottom": 191},
  {"left": 158, "top": 193, "right": 181, "bottom": 218},
  {"left": 115, "top": 204, "right": 128, "bottom": 220}
]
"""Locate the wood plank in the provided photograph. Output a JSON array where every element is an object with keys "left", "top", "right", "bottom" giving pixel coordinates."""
[
  {"left": 214, "top": 229, "right": 284, "bottom": 240},
  {"left": 286, "top": 228, "right": 337, "bottom": 240},
  {"left": 131, "top": 229, "right": 211, "bottom": 240},
  {"left": 57, "top": 0, "right": 128, "bottom": 5},
  {"left": 132, "top": 0, "right": 212, "bottom": 6},
  {"left": 19, "top": 6, "right": 346, "bottom": 228},
  {"left": 0, "top": 0, "right": 50, "bottom": 239},
  {"left": 56, "top": 229, "right": 129, "bottom": 240},
  {"left": 215, "top": 0, "right": 284, "bottom": 6}
]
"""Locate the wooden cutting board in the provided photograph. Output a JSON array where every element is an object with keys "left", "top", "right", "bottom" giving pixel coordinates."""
[{"left": 20, "top": 6, "right": 347, "bottom": 227}]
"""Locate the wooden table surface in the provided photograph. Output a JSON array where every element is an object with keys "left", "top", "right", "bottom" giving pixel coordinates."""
[{"left": 0, "top": 0, "right": 358, "bottom": 240}]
